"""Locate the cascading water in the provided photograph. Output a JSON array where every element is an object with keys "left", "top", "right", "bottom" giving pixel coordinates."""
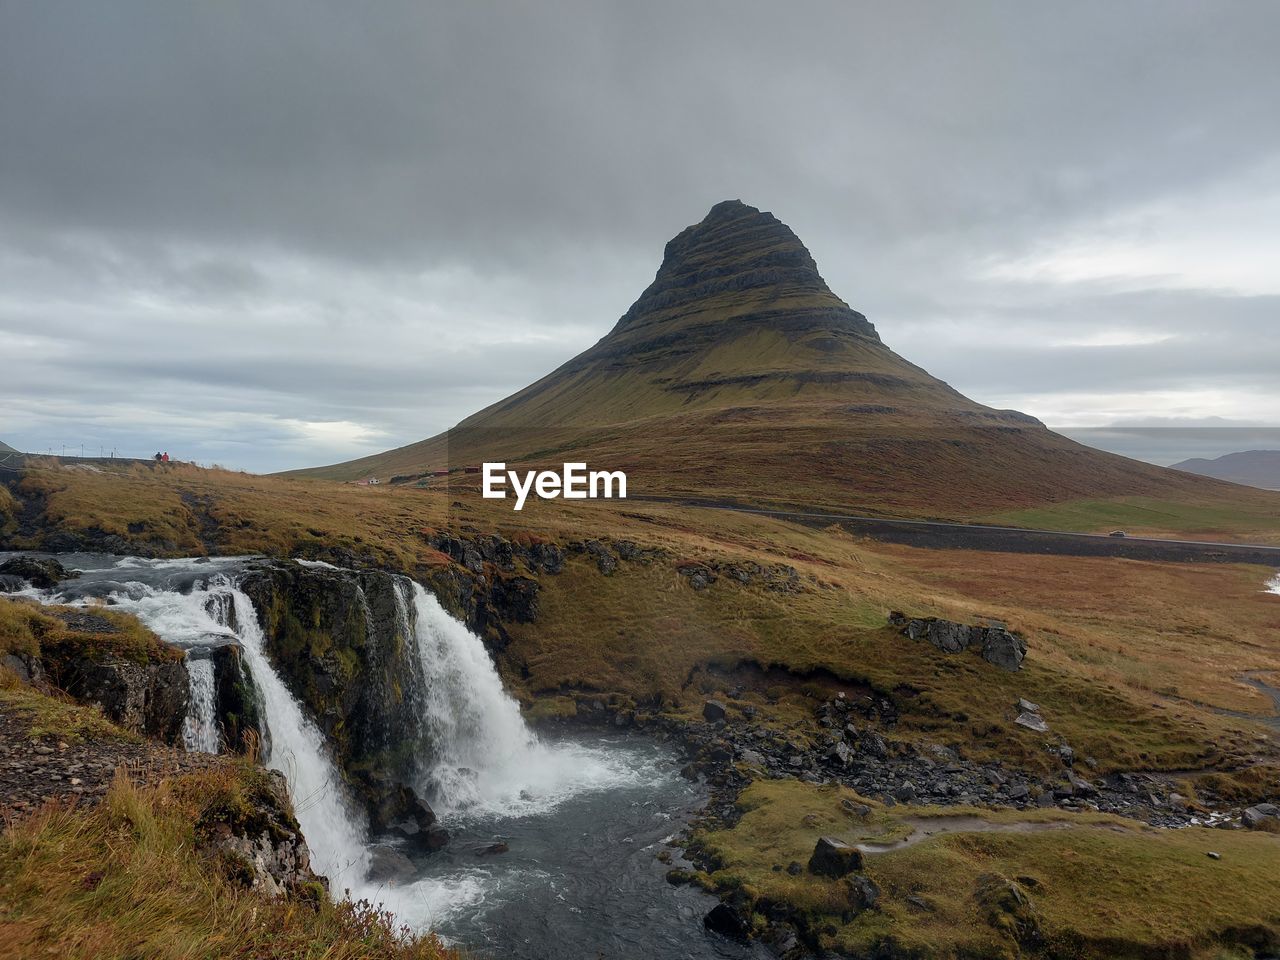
[
  {"left": 181, "top": 655, "right": 220, "bottom": 753},
  {"left": 406, "top": 581, "right": 639, "bottom": 819},
  {"left": 1267, "top": 573, "right": 1280, "bottom": 595},
  {"left": 14, "top": 554, "right": 757, "bottom": 956}
]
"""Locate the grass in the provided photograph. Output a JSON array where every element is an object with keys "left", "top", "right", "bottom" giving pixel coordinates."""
[
  {"left": 0, "top": 765, "right": 457, "bottom": 960},
  {"left": 988, "top": 496, "right": 1280, "bottom": 544},
  {"left": 0, "top": 596, "right": 182, "bottom": 665},
  {"left": 0, "top": 667, "right": 135, "bottom": 743},
  {"left": 696, "top": 779, "right": 1280, "bottom": 959},
  {"left": 5, "top": 462, "right": 1280, "bottom": 777}
]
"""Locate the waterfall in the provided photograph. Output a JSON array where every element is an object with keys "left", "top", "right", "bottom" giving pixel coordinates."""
[
  {"left": 181, "top": 655, "right": 220, "bottom": 753},
  {"left": 1267, "top": 574, "right": 1280, "bottom": 595},
  {"left": 407, "top": 581, "right": 637, "bottom": 819},
  {"left": 224, "top": 585, "right": 372, "bottom": 890},
  {"left": 95, "top": 573, "right": 372, "bottom": 892}
]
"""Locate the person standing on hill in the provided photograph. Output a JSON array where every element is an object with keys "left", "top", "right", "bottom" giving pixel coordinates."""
[
  {"left": 161, "top": 452, "right": 170, "bottom": 462},
  {"left": 154, "top": 452, "right": 162, "bottom": 462}
]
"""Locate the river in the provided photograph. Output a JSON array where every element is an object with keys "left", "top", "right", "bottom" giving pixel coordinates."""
[{"left": 7, "top": 552, "right": 767, "bottom": 959}]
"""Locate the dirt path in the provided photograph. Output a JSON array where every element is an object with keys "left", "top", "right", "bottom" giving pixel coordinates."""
[{"left": 0, "top": 703, "right": 225, "bottom": 820}]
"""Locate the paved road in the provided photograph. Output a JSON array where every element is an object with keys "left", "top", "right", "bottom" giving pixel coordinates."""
[{"left": 633, "top": 496, "right": 1280, "bottom": 566}]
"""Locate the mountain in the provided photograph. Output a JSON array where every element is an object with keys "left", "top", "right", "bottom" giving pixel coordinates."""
[
  {"left": 1172, "top": 451, "right": 1280, "bottom": 491},
  {"left": 0, "top": 439, "right": 18, "bottom": 455},
  {"left": 293, "top": 200, "right": 1248, "bottom": 517}
]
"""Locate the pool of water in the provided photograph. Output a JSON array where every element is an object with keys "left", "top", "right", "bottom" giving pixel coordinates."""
[{"left": 376, "top": 733, "right": 768, "bottom": 960}]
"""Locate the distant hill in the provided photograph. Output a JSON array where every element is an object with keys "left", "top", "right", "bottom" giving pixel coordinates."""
[
  {"left": 289, "top": 200, "right": 1264, "bottom": 519},
  {"left": 1171, "top": 451, "right": 1280, "bottom": 491},
  {"left": 0, "top": 439, "right": 18, "bottom": 454}
]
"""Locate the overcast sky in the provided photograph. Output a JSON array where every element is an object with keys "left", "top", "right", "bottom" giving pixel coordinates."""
[{"left": 2, "top": 2, "right": 1278, "bottom": 472}]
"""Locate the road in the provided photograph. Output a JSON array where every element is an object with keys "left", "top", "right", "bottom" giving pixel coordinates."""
[{"left": 632, "top": 496, "right": 1280, "bottom": 566}]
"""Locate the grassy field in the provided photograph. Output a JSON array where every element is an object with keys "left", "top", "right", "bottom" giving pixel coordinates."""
[
  {"left": 695, "top": 779, "right": 1280, "bottom": 959},
  {"left": 988, "top": 495, "right": 1280, "bottom": 544}
]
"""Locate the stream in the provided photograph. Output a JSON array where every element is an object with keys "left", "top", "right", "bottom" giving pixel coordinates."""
[{"left": 8, "top": 552, "right": 768, "bottom": 959}]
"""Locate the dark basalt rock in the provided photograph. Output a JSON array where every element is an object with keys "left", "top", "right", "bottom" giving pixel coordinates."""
[
  {"left": 808, "top": 836, "right": 863, "bottom": 877},
  {"left": 0, "top": 555, "right": 73, "bottom": 589},
  {"left": 53, "top": 653, "right": 190, "bottom": 744},
  {"left": 703, "top": 902, "right": 750, "bottom": 941},
  {"left": 210, "top": 642, "right": 263, "bottom": 754},
  {"left": 890, "top": 611, "right": 1027, "bottom": 671}
]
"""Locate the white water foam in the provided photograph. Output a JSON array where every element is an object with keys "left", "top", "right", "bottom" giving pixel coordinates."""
[
  {"left": 1267, "top": 574, "right": 1280, "bottom": 596},
  {"left": 224, "top": 585, "right": 373, "bottom": 891},
  {"left": 181, "top": 655, "right": 220, "bottom": 753},
  {"left": 407, "top": 582, "right": 643, "bottom": 820}
]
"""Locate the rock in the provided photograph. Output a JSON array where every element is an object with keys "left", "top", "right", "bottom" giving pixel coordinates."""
[
  {"left": 1058, "top": 745, "right": 1075, "bottom": 767},
  {"left": 703, "top": 699, "right": 727, "bottom": 723},
  {"left": 847, "top": 874, "right": 880, "bottom": 910},
  {"left": 1017, "top": 698, "right": 1041, "bottom": 714},
  {"left": 980, "top": 628, "right": 1027, "bottom": 672},
  {"left": 366, "top": 844, "right": 417, "bottom": 883},
  {"left": 703, "top": 903, "right": 749, "bottom": 941},
  {"left": 490, "top": 575, "right": 539, "bottom": 623},
  {"left": 738, "top": 748, "right": 766, "bottom": 767},
  {"left": 808, "top": 836, "right": 863, "bottom": 877},
  {"left": 54, "top": 653, "right": 190, "bottom": 744},
  {"left": 0, "top": 574, "right": 27, "bottom": 593},
  {"left": 893, "top": 782, "right": 916, "bottom": 803},
  {"left": 974, "top": 873, "right": 1039, "bottom": 941},
  {"left": 892, "top": 612, "right": 1027, "bottom": 670},
  {"left": 1015, "top": 712, "right": 1049, "bottom": 733},
  {"left": 1207, "top": 851, "right": 1222, "bottom": 860},
  {"left": 199, "top": 769, "right": 326, "bottom": 899},
  {"left": 476, "top": 841, "right": 510, "bottom": 856},
  {"left": 0, "top": 556, "right": 73, "bottom": 589},
  {"left": 1242, "top": 803, "right": 1280, "bottom": 830},
  {"left": 423, "top": 823, "right": 451, "bottom": 851},
  {"left": 786, "top": 860, "right": 804, "bottom": 875}
]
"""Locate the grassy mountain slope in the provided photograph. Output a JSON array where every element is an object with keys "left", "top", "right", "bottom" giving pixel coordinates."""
[{"left": 290, "top": 200, "right": 1273, "bottom": 522}]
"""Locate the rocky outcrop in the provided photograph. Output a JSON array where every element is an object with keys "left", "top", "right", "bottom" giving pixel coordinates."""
[
  {"left": 210, "top": 643, "right": 262, "bottom": 753},
  {"left": 238, "top": 560, "right": 444, "bottom": 847},
  {"left": 197, "top": 768, "right": 326, "bottom": 899},
  {"left": 0, "top": 555, "right": 73, "bottom": 589},
  {"left": 51, "top": 653, "right": 190, "bottom": 743},
  {"left": 1242, "top": 803, "right": 1280, "bottom": 830},
  {"left": 890, "top": 611, "right": 1027, "bottom": 671}
]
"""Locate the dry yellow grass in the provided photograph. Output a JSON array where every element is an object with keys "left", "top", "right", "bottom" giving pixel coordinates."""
[{"left": 0, "top": 765, "right": 457, "bottom": 960}]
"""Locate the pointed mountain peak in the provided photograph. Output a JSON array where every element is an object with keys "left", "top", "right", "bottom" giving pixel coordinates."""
[{"left": 614, "top": 200, "right": 879, "bottom": 343}]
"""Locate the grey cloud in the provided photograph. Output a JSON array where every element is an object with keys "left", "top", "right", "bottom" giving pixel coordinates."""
[{"left": 2, "top": 2, "right": 1279, "bottom": 470}]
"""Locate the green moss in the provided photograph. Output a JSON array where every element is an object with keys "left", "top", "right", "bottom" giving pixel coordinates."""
[{"left": 696, "top": 779, "right": 1280, "bottom": 959}]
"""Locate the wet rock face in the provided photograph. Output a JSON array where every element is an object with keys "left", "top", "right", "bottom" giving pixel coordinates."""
[
  {"left": 210, "top": 643, "right": 262, "bottom": 753},
  {"left": 199, "top": 769, "right": 326, "bottom": 899},
  {"left": 238, "top": 560, "right": 441, "bottom": 843},
  {"left": 890, "top": 611, "right": 1027, "bottom": 671},
  {"left": 0, "top": 555, "right": 73, "bottom": 589},
  {"left": 54, "top": 654, "right": 190, "bottom": 744}
]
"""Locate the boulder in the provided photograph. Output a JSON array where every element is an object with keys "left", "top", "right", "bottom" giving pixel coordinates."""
[
  {"left": 808, "top": 836, "right": 863, "bottom": 877},
  {"left": 703, "top": 699, "right": 727, "bottom": 723},
  {"left": 1015, "top": 712, "right": 1049, "bottom": 733},
  {"left": 58, "top": 653, "right": 190, "bottom": 743},
  {"left": 703, "top": 903, "right": 749, "bottom": 941},
  {"left": 980, "top": 628, "right": 1027, "bottom": 671},
  {"left": 1242, "top": 803, "right": 1280, "bottom": 830},
  {"left": 199, "top": 769, "right": 326, "bottom": 899},
  {"left": 892, "top": 612, "right": 1027, "bottom": 670},
  {"left": 0, "top": 555, "right": 73, "bottom": 589},
  {"left": 366, "top": 844, "right": 418, "bottom": 883}
]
